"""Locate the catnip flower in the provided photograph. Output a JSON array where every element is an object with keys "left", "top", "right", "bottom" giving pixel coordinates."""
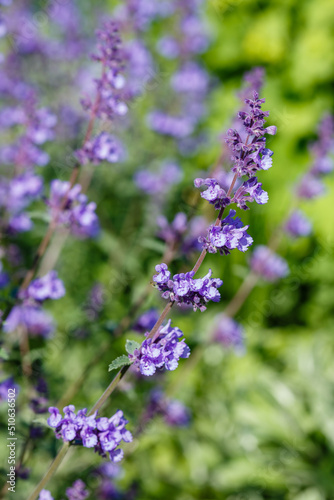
[
  {"left": 153, "top": 264, "right": 223, "bottom": 311},
  {"left": 48, "top": 406, "right": 132, "bottom": 462},
  {"left": 135, "top": 162, "right": 182, "bottom": 196},
  {"left": 199, "top": 210, "right": 253, "bottom": 255},
  {"left": 250, "top": 245, "right": 289, "bottom": 282},
  {"left": 22, "top": 271, "right": 65, "bottom": 302},
  {"left": 132, "top": 308, "right": 159, "bottom": 333},
  {"left": 146, "top": 390, "right": 190, "bottom": 427},
  {"left": 212, "top": 315, "right": 244, "bottom": 352},
  {"left": 48, "top": 180, "right": 99, "bottom": 239},
  {"left": 4, "top": 305, "right": 54, "bottom": 337},
  {"left": 285, "top": 210, "right": 312, "bottom": 238},
  {"left": 129, "top": 320, "right": 190, "bottom": 376},
  {"left": 76, "top": 132, "right": 124, "bottom": 165}
]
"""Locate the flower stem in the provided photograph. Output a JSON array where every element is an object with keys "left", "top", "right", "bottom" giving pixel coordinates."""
[{"left": 27, "top": 442, "right": 70, "bottom": 500}]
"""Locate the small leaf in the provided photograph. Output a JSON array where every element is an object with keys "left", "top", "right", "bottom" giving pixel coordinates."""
[
  {"left": 108, "top": 355, "right": 132, "bottom": 372},
  {"left": 125, "top": 340, "right": 141, "bottom": 355},
  {"left": 0, "top": 348, "right": 9, "bottom": 360}
]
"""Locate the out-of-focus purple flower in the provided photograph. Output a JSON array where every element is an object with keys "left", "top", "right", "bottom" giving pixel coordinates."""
[
  {"left": 285, "top": 210, "right": 312, "bottom": 238},
  {"left": 310, "top": 114, "right": 334, "bottom": 175},
  {"left": 76, "top": 132, "right": 124, "bottom": 165},
  {"left": 135, "top": 162, "right": 182, "bottom": 196},
  {"left": 153, "top": 264, "right": 223, "bottom": 312},
  {"left": 48, "top": 181, "right": 99, "bottom": 239},
  {"left": 132, "top": 309, "right": 159, "bottom": 333},
  {"left": 66, "top": 479, "right": 89, "bottom": 500},
  {"left": 146, "top": 390, "right": 190, "bottom": 426},
  {"left": 182, "top": 215, "right": 208, "bottom": 253},
  {"left": 129, "top": 320, "right": 190, "bottom": 376},
  {"left": 250, "top": 245, "right": 289, "bottom": 282},
  {"left": 48, "top": 406, "right": 132, "bottom": 462},
  {"left": 157, "top": 212, "right": 188, "bottom": 245},
  {"left": 4, "top": 305, "right": 54, "bottom": 338},
  {"left": 38, "top": 491, "right": 53, "bottom": 500},
  {"left": 81, "top": 21, "right": 128, "bottom": 122},
  {"left": 147, "top": 111, "right": 194, "bottom": 138},
  {"left": 296, "top": 174, "right": 326, "bottom": 199},
  {"left": 212, "top": 315, "right": 244, "bottom": 351},
  {"left": 24, "top": 271, "right": 65, "bottom": 302},
  {"left": 124, "top": 39, "right": 154, "bottom": 97},
  {"left": 0, "top": 138, "right": 49, "bottom": 168},
  {"left": 238, "top": 67, "right": 265, "bottom": 102},
  {"left": 0, "top": 261, "right": 9, "bottom": 289},
  {"left": 0, "top": 377, "right": 19, "bottom": 402},
  {"left": 199, "top": 210, "right": 253, "bottom": 255},
  {"left": 156, "top": 36, "right": 179, "bottom": 59}
]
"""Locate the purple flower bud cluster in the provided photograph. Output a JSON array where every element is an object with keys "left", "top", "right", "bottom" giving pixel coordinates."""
[
  {"left": 153, "top": 264, "right": 223, "bottom": 311},
  {"left": 250, "top": 245, "right": 289, "bottom": 282},
  {"left": 47, "top": 406, "right": 132, "bottom": 462},
  {"left": 194, "top": 177, "right": 231, "bottom": 211},
  {"left": 0, "top": 376, "right": 19, "bottom": 402},
  {"left": 296, "top": 115, "right": 334, "bottom": 200},
  {"left": 20, "top": 271, "right": 65, "bottom": 302},
  {"left": 146, "top": 390, "right": 191, "bottom": 427},
  {"left": 225, "top": 92, "right": 276, "bottom": 178},
  {"left": 76, "top": 132, "right": 124, "bottom": 166},
  {"left": 38, "top": 480, "right": 89, "bottom": 500},
  {"left": 133, "top": 309, "right": 159, "bottom": 333},
  {"left": 212, "top": 315, "right": 244, "bottom": 352},
  {"left": 232, "top": 176, "right": 269, "bottom": 210},
  {"left": 285, "top": 210, "right": 312, "bottom": 238},
  {"left": 135, "top": 162, "right": 182, "bottom": 197},
  {"left": 199, "top": 210, "right": 253, "bottom": 255},
  {"left": 129, "top": 320, "right": 190, "bottom": 376},
  {"left": 4, "top": 304, "right": 54, "bottom": 338},
  {"left": 48, "top": 180, "right": 99, "bottom": 239},
  {"left": 81, "top": 21, "right": 127, "bottom": 121}
]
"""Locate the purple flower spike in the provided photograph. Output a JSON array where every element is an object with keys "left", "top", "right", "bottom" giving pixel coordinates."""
[
  {"left": 250, "top": 246, "right": 289, "bottom": 282},
  {"left": 25, "top": 271, "right": 65, "bottom": 302},
  {"left": 129, "top": 320, "right": 190, "bottom": 376},
  {"left": 76, "top": 132, "right": 124, "bottom": 165},
  {"left": 47, "top": 406, "right": 132, "bottom": 462},
  {"left": 212, "top": 315, "right": 244, "bottom": 352},
  {"left": 153, "top": 264, "right": 223, "bottom": 312},
  {"left": 296, "top": 174, "right": 325, "bottom": 199},
  {"left": 38, "top": 491, "right": 54, "bottom": 500},
  {"left": 199, "top": 210, "right": 253, "bottom": 255},
  {"left": 66, "top": 480, "right": 89, "bottom": 500},
  {"left": 285, "top": 210, "right": 312, "bottom": 238},
  {"left": 194, "top": 178, "right": 230, "bottom": 211},
  {"left": 4, "top": 305, "right": 54, "bottom": 338}
]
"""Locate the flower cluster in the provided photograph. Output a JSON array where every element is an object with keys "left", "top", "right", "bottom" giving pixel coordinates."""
[
  {"left": 250, "top": 246, "right": 289, "bottom": 282},
  {"left": 212, "top": 315, "right": 244, "bottom": 352},
  {"left": 225, "top": 92, "right": 276, "bottom": 178},
  {"left": 135, "top": 162, "right": 182, "bottom": 197},
  {"left": 129, "top": 321, "right": 190, "bottom": 376},
  {"left": 39, "top": 479, "right": 89, "bottom": 500},
  {"left": 21, "top": 271, "right": 65, "bottom": 302},
  {"left": 285, "top": 210, "right": 312, "bottom": 238},
  {"left": 153, "top": 264, "right": 223, "bottom": 311},
  {"left": 76, "top": 132, "right": 124, "bottom": 165},
  {"left": 146, "top": 390, "right": 191, "bottom": 427},
  {"left": 199, "top": 210, "right": 253, "bottom": 255},
  {"left": 47, "top": 406, "right": 132, "bottom": 462},
  {"left": 48, "top": 180, "right": 99, "bottom": 239}
]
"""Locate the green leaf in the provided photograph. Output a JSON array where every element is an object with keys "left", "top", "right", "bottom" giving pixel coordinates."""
[
  {"left": 108, "top": 355, "right": 132, "bottom": 372},
  {"left": 0, "top": 348, "right": 9, "bottom": 360},
  {"left": 32, "top": 418, "right": 50, "bottom": 428},
  {"left": 125, "top": 339, "right": 141, "bottom": 355}
]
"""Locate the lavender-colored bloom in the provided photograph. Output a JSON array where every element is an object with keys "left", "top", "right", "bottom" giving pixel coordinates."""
[
  {"left": 82, "top": 21, "right": 127, "bottom": 121},
  {"left": 8, "top": 213, "right": 33, "bottom": 233},
  {"left": 199, "top": 210, "right": 253, "bottom": 255},
  {"left": 48, "top": 181, "right": 99, "bottom": 239},
  {"left": 48, "top": 406, "right": 132, "bottom": 462},
  {"left": 76, "top": 132, "right": 124, "bottom": 165},
  {"left": 4, "top": 305, "right": 54, "bottom": 338},
  {"left": 66, "top": 479, "right": 89, "bottom": 500},
  {"left": 310, "top": 114, "right": 334, "bottom": 175},
  {"left": 153, "top": 264, "right": 223, "bottom": 312},
  {"left": 285, "top": 210, "right": 312, "bottom": 238},
  {"left": 38, "top": 491, "right": 53, "bottom": 500},
  {"left": 238, "top": 67, "right": 265, "bottom": 102},
  {"left": 0, "top": 377, "right": 19, "bottom": 402},
  {"left": 129, "top": 320, "right": 190, "bottom": 376},
  {"left": 225, "top": 92, "right": 276, "bottom": 177},
  {"left": 135, "top": 162, "right": 182, "bottom": 196},
  {"left": 232, "top": 176, "right": 269, "bottom": 210},
  {"left": 147, "top": 111, "right": 194, "bottom": 138},
  {"left": 146, "top": 390, "right": 190, "bottom": 426},
  {"left": 133, "top": 309, "right": 159, "bottom": 333},
  {"left": 296, "top": 174, "right": 325, "bottom": 199},
  {"left": 194, "top": 177, "right": 230, "bottom": 211},
  {"left": 250, "top": 246, "right": 289, "bottom": 282},
  {"left": 212, "top": 315, "right": 244, "bottom": 351},
  {"left": 156, "top": 36, "right": 180, "bottom": 59},
  {"left": 157, "top": 212, "right": 188, "bottom": 245},
  {"left": 25, "top": 271, "right": 65, "bottom": 302}
]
